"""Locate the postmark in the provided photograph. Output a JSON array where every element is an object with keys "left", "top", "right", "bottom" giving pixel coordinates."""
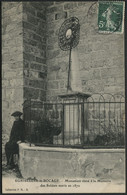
[{"left": 98, "top": 1, "right": 125, "bottom": 33}]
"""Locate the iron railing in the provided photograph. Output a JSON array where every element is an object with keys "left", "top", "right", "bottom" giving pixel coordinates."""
[{"left": 23, "top": 94, "right": 125, "bottom": 148}]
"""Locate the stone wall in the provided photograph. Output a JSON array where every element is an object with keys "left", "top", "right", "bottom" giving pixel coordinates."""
[
  {"left": 2, "top": 2, "right": 24, "bottom": 158},
  {"left": 23, "top": 2, "right": 47, "bottom": 102},
  {"left": 2, "top": 2, "right": 48, "bottom": 159},
  {"left": 46, "top": 2, "right": 125, "bottom": 99},
  {"left": 2, "top": 1, "right": 125, "bottom": 161},
  {"left": 19, "top": 143, "right": 125, "bottom": 190}
]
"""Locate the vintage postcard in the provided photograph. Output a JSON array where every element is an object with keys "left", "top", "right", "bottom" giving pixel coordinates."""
[{"left": 2, "top": 0, "right": 126, "bottom": 193}]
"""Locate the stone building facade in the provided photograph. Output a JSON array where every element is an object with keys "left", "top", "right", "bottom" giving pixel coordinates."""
[
  {"left": 46, "top": 2, "right": 125, "bottom": 98},
  {"left": 2, "top": 2, "right": 125, "bottom": 157},
  {"left": 2, "top": 2, "right": 24, "bottom": 156}
]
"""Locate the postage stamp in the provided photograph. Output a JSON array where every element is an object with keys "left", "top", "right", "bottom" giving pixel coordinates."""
[{"left": 98, "top": 1, "right": 125, "bottom": 33}]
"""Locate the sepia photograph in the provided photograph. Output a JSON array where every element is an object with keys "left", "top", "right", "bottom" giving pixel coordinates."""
[{"left": 2, "top": 0, "right": 126, "bottom": 193}]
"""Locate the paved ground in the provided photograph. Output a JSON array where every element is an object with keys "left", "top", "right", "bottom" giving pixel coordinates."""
[
  {"left": 2, "top": 163, "right": 25, "bottom": 194},
  {"left": 2, "top": 162, "right": 22, "bottom": 179}
]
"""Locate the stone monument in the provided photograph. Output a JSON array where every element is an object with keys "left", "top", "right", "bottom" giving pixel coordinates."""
[{"left": 55, "top": 17, "right": 91, "bottom": 146}]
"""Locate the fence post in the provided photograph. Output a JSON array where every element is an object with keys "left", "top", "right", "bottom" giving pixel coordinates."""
[
  {"left": 81, "top": 101, "right": 84, "bottom": 146},
  {"left": 62, "top": 103, "right": 64, "bottom": 146},
  {"left": 29, "top": 99, "right": 31, "bottom": 147}
]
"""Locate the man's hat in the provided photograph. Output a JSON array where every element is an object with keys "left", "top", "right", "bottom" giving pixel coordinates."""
[{"left": 11, "top": 111, "right": 23, "bottom": 117}]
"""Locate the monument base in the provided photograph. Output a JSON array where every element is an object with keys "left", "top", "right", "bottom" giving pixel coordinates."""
[
  {"left": 55, "top": 91, "right": 91, "bottom": 146},
  {"left": 59, "top": 91, "right": 91, "bottom": 101}
]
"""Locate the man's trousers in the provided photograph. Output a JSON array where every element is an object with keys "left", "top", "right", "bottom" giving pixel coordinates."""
[{"left": 5, "top": 141, "right": 19, "bottom": 165}]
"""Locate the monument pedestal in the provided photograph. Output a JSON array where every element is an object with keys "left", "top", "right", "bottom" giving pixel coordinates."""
[{"left": 57, "top": 92, "right": 91, "bottom": 146}]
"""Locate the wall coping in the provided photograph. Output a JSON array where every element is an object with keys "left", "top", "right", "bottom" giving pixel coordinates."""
[{"left": 19, "top": 143, "right": 125, "bottom": 153}]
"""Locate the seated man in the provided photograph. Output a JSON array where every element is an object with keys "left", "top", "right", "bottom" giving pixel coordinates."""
[{"left": 5, "top": 111, "right": 25, "bottom": 169}]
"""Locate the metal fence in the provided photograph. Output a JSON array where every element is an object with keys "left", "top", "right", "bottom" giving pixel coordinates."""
[{"left": 23, "top": 94, "right": 125, "bottom": 148}]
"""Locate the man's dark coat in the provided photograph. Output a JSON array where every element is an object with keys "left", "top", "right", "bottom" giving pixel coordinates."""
[{"left": 5, "top": 118, "right": 25, "bottom": 165}]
